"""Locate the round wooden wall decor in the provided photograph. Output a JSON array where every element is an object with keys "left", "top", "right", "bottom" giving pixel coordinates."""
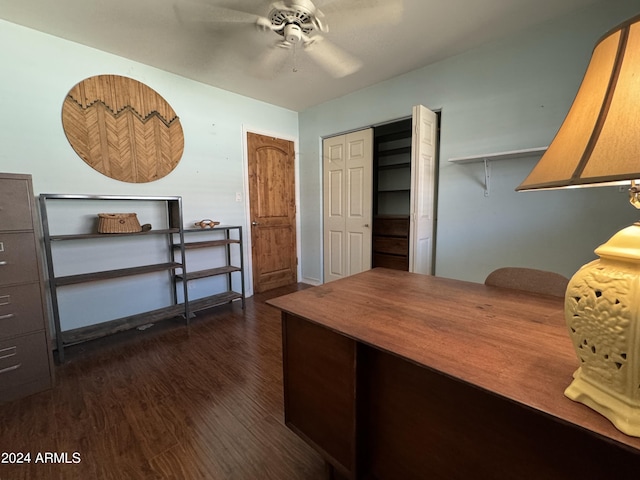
[{"left": 62, "top": 75, "right": 184, "bottom": 183}]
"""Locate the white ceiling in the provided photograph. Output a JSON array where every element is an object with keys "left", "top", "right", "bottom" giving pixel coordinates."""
[{"left": 0, "top": 0, "right": 602, "bottom": 111}]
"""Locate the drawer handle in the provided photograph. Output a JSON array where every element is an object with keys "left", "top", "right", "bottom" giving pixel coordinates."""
[
  {"left": 0, "top": 261, "right": 7, "bottom": 266},
  {"left": 0, "top": 294, "right": 9, "bottom": 306},
  {"left": 0, "top": 363, "right": 22, "bottom": 375},
  {"left": 0, "top": 345, "right": 17, "bottom": 360},
  {"left": 0, "top": 313, "right": 15, "bottom": 320}
]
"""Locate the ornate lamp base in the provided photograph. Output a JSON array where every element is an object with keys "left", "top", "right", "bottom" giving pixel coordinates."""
[
  {"left": 566, "top": 369, "right": 640, "bottom": 436},
  {"left": 564, "top": 222, "right": 640, "bottom": 437}
]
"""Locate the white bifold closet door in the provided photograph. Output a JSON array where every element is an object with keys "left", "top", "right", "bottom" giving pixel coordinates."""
[
  {"left": 323, "top": 129, "right": 373, "bottom": 283},
  {"left": 322, "top": 104, "right": 437, "bottom": 282},
  {"left": 409, "top": 105, "right": 437, "bottom": 275}
]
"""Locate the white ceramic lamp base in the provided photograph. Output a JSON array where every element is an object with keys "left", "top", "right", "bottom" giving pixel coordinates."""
[{"left": 564, "top": 222, "right": 640, "bottom": 437}]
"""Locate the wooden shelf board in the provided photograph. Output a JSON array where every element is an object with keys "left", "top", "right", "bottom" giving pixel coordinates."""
[
  {"left": 378, "top": 146, "right": 411, "bottom": 157},
  {"left": 182, "top": 239, "right": 239, "bottom": 249},
  {"left": 378, "top": 162, "right": 411, "bottom": 171},
  {"left": 50, "top": 229, "right": 179, "bottom": 241},
  {"left": 189, "top": 292, "right": 244, "bottom": 312},
  {"left": 372, "top": 251, "right": 408, "bottom": 257},
  {"left": 183, "top": 225, "right": 241, "bottom": 232},
  {"left": 55, "top": 262, "right": 183, "bottom": 286},
  {"left": 376, "top": 128, "right": 412, "bottom": 143},
  {"left": 61, "top": 303, "right": 186, "bottom": 346},
  {"left": 373, "top": 235, "right": 409, "bottom": 240},
  {"left": 60, "top": 292, "right": 244, "bottom": 346},
  {"left": 176, "top": 265, "right": 241, "bottom": 281}
]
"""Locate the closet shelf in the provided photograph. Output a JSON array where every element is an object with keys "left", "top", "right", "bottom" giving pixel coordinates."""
[
  {"left": 448, "top": 146, "right": 547, "bottom": 196},
  {"left": 448, "top": 146, "right": 547, "bottom": 164},
  {"left": 378, "top": 162, "right": 411, "bottom": 171},
  {"left": 378, "top": 188, "right": 411, "bottom": 193},
  {"left": 378, "top": 146, "right": 411, "bottom": 157}
]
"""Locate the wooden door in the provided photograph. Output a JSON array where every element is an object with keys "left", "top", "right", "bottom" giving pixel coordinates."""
[
  {"left": 409, "top": 105, "right": 438, "bottom": 275},
  {"left": 247, "top": 132, "right": 297, "bottom": 293},
  {"left": 323, "top": 129, "right": 373, "bottom": 282}
]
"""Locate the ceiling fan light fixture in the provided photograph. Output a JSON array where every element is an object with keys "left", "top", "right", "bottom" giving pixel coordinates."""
[{"left": 283, "top": 24, "right": 303, "bottom": 44}]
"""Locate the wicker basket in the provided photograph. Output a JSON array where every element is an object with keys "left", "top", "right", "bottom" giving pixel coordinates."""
[{"left": 97, "top": 213, "right": 142, "bottom": 233}]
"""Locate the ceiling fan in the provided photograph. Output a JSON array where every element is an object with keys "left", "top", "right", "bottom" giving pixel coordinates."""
[{"left": 176, "top": 0, "right": 403, "bottom": 78}]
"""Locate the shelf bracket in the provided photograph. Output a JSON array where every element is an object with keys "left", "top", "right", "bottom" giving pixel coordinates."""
[
  {"left": 483, "top": 158, "right": 491, "bottom": 197},
  {"left": 447, "top": 146, "right": 547, "bottom": 197}
]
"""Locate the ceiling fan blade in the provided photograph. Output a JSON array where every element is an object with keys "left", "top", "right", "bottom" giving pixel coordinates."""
[
  {"left": 174, "top": 1, "right": 265, "bottom": 26},
  {"left": 249, "top": 43, "right": 293, "bottom": 78},
  {"left": 319, "top": 0, "right": 403, "bottom": 30},
  {"left": 304, "top": 37, "right": 362, "bottom": 78}
]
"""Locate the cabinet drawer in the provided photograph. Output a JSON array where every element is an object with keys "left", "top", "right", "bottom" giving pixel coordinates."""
[
  {"left": 373, "top": 216, "right": 409, "bottom": 237},
  {"left": 373, "top": 253, "right": 409, "bottom": 271},
  {"left": 0, "top": 232, "right": 39, "bottom": 286},
  {"left": 0, "top": 177, "right": 34, "bottom": 231},
  {"left": 374, "top": 236, "right": 408, "bottom": 256},
  {"left": 0, "top": 331, "right": 50, "bottom": 390},
  {"left": 0, "top": 283, "right": 45, "bottom": 339}
]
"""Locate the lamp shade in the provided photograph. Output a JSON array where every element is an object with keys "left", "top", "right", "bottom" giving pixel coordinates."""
[{"left": 517, "top": 14, "right": 640, "bottom": 191}]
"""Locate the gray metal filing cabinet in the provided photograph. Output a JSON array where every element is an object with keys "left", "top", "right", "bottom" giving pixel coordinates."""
[{"left": 0, "top": 173, "right": 54, "bottom": 402}]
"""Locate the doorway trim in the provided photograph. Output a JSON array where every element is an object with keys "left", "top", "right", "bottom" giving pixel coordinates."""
[{"left": 242, "top": 125, "right": 301, "bottom": 297}]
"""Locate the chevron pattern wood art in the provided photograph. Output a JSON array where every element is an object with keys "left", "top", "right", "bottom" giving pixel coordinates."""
[{"left": 62, "top": 75, "right": 184, "bottom": 183}]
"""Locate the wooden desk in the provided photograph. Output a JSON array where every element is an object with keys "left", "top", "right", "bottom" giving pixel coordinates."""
[{"left": 267, "top": 268, "right": 640, "bottom": 479}]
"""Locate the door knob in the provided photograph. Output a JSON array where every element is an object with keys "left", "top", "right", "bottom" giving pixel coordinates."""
[
  {"left": 364, "top": 224, "right": 370, "bottom": 228},
  {"left": 252, "top": 221, "right": 260, "bottom": 226}
]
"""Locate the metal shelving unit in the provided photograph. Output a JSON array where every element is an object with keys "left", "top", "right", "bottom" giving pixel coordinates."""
[
  {"left": 174, "top": 226, "right": 245, "bottom": 313},
  {"left": 39, "top": 194, "right": 189, "bottom": 362}
]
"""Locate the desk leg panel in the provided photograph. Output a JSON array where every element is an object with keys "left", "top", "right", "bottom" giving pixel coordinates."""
[
  {"left": 282, "top": 313, "right": 358, "bottom": 478},
  {"left": 362, "top": 347, "right": 640, "bottom": 480}
]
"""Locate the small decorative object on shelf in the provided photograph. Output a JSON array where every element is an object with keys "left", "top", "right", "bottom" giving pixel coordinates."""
[
  {"left": 194, "top": 219, "right": 220, "bottom": 229},
  {"left": 97, "top": 213, "right": 141, "bottom": 233}
]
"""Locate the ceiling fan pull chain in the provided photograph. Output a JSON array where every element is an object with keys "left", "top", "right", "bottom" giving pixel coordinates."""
[{"left": 292, "top": 45, "right": 299, "bottom": 73}]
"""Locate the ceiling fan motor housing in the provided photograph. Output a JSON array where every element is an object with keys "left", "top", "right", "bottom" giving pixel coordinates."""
[{"left": 268, "top": 1, "right": 318, "bottom": 38}]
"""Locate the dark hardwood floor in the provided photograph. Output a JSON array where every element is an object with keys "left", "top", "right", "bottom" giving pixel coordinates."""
[{"left": 0, "top": 284, "right": 326, "bottom": 480}]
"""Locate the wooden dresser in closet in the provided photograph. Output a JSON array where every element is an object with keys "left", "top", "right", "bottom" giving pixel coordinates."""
[{"left": 0, "top": 173, "right": 54, "bottom": 403}]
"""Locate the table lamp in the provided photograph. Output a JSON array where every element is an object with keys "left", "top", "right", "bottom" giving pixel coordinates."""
[{"left": 516, "top": 13, "right": 640, "bottom": 436}]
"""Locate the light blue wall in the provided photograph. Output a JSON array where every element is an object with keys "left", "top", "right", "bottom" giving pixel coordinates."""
[
  {"left": 0, "top": 19, "right": 298, "bottom": 331},
  {"left": 298, "top": 0, "right": 640, "bottom": 284},
  {"left": 3, "top": 0, "right": 640, "bottom": 333}
]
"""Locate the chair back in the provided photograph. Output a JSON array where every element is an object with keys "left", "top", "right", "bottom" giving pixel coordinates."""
[{"left": 484, "top": 267, "right": 569, "bottom": 298}]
